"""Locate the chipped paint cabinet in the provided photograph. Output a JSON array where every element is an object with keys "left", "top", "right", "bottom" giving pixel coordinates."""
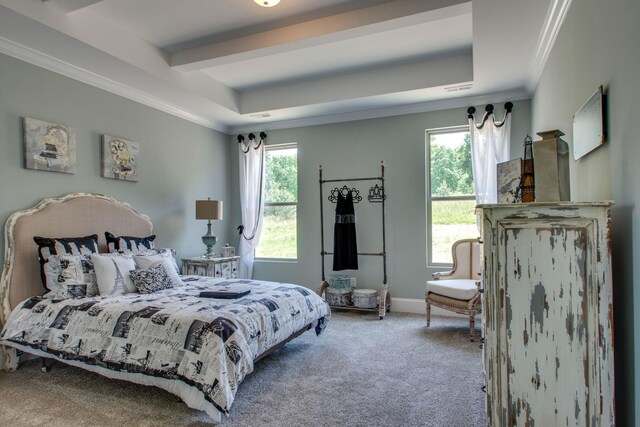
[{"left": 478, "top": 202, "right": 614, "bottom": 427}]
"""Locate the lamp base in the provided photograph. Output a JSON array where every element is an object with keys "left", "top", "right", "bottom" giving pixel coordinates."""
[{"left": 202, "top": 221, "right": 218, "bottom": 258}]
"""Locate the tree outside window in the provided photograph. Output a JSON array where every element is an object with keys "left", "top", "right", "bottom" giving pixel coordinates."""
[
  {"left": 427, "top": 129, "right": 477, "bottom": 265},
  {"left": 256, "top": 144, "right": 298, "bottom": 259}
]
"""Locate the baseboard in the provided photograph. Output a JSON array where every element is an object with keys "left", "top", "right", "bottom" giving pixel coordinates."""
[{"left": 390, "top": 297, "right": 466, "bottom": 318}]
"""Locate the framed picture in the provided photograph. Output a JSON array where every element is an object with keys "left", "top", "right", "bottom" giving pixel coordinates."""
[
  {"left": 102, "top": 135, "right": 139, "bottom": 181},
  {"left": 23, "top": 117, "right": 77, "bottom": 174},
  {"left": 497, "top": 158, "right": 522, "bottom": 203},
  {"left": 573, "top": 85, "right": 605, "bottom": 160}
]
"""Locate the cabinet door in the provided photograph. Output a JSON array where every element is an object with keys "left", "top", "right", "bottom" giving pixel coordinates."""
[
  {"left": 496, "top": 217, "right": 598, "bottom": 426},
  {"left": 230, "top": 259, "right": 239, "bottom": 278},
  {"left": 183, "top": 261, "right": 208, "bottom": 277}
]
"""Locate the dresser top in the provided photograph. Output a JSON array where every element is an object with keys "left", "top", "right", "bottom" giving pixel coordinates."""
[{"left": 182, "top": 256, "right": 240, "bottom": 262}]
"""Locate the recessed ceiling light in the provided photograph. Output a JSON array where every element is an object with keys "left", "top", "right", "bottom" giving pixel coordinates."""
[{"left": 254, "top": 0, "right": 280, "bottom": 7}]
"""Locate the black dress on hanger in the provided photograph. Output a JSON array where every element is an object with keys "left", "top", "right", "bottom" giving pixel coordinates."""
[{"left": 333, "top": 191, "right": 358, "bottom": 270}]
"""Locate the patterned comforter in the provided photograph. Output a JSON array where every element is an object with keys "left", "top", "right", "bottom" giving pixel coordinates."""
[{"left": 0, "top": 277, "right": 330, "bottom": 416}]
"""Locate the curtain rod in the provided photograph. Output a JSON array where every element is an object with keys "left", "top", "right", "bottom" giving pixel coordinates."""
[{"left": 468, "top": 102, "right": 513, "bottom": 129}]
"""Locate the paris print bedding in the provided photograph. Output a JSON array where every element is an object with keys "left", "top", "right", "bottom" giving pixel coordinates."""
[{"left": 0, "top": 277, "right": 330, "bottom": 415}]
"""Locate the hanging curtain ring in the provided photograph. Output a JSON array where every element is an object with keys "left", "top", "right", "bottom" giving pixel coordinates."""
[{"left": 238, "top": 132, "right": 267, "bottom": 152}]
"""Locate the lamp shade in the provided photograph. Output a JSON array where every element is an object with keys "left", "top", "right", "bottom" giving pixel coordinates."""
[{"left": 196, "top": 199, "right": 223, "bottom": 220}]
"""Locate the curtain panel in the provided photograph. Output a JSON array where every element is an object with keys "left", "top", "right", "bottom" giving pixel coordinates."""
[
  {"left": 238, "top": 134, "right": 266, "bottom": 279},
  {"left": 468, "top": 103, "right": 512, "bottom": 204}
]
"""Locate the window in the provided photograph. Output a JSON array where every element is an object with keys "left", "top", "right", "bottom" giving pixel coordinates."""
[
  {"left": 256, "top": 144, "right": 298, "bottom": 259},
  {"left": 426, "top": 128, "right": 477, "bottom": 265}
]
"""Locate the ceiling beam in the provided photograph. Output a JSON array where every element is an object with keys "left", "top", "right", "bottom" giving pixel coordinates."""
[
  {"left": 41, "top": 0, "right": 104, "bottom": 13},
  {"left": 239, "top": 52, "right": 473, "bottom": 114},
  {"left": 170, "top": 0, "right": 470, "bottom": 72}
]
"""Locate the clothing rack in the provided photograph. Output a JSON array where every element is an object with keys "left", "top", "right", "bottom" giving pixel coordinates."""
[{"left": 316, "top": 161, "right": 391, "bottom": 319}]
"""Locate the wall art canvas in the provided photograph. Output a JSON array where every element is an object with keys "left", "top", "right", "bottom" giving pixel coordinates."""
[
  {"left": 497, "top": 158, "right": 522, "bottom": 203},
  {"left": 23, "top": 117, "right": 77, "bottom": 174},
  {"left": 102, "top": 135, "right": 139, "bottom": 181}
]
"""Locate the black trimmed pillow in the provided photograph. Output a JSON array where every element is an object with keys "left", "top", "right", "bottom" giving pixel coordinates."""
[
  {"left": 130, "top": 263, "right": 173, "bottom": 294},
  {"left": 105, "top": 232, "right": 156, "bottom": 253},
  {"left": 34, "top": 234, "right": 99, "bottom": 290}
]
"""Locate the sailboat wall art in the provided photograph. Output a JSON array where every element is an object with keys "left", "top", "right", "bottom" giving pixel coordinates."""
[{"left": 23, "top": 117, "right": 77, "bottom": 174}]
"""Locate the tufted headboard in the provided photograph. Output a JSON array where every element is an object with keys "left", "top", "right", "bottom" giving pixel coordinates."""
[{"left": 0, "top": 193, "right": 153, "bottom": 324}]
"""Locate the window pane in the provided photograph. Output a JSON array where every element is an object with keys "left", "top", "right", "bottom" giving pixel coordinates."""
[
  {"left": 431, "top": 200, "right": 477, "bottom": 264},
  {"left": 256, "top": 205, "right": 297, "bottom": 258},
  {"left": 265, "top": 148, "right": 297, "bottom": 203},
  {"left": 430, "top": 131, "right": 473, "bottom": 197}
]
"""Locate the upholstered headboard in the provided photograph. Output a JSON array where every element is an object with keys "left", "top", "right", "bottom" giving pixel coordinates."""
[{"left": 0, "top": 193, "right": 152, "bottom": 324}]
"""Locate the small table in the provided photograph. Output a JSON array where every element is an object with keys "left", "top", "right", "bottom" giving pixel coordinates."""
[{"left": 182, "top": 256, "right": 240, "bottom": 279}]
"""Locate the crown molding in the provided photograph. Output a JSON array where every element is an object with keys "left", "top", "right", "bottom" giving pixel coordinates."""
[
  {"left": 0, "top": 36, "right": 229, "bottom": 133},
  {"left": 526, "top": 0, "right": 573, "bottom": 93},
  {"left": 229, "top": 89, "right": 529, "bottom": 134}
]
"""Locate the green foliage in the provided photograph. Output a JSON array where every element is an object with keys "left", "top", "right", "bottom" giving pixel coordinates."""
[
  {"left": 256, "top": 206, "right": 297, "bottom": 258},
  {"left": 430, "top": 133, "right": 473, "bottom": 197},
  {"left": 259, "top": 148, "right": 298, "bottom": 258},
  {"left": 431, "top": 199, "right": 476, "bottom": 225},
  {"left": 430, "top": 199, "right": 477, "bottom": 264},
  {"left": 265, "top": 150, "right": 297, "bottom": 203}
]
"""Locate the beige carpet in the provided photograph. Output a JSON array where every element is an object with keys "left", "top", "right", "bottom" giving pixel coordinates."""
[{"left": 0, "top": 312, "right": 486, "bottom": 426}]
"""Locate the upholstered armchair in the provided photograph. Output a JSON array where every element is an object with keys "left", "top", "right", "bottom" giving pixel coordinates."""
[{"left": 425, "top": 238, "right": 481, "bottom": 341}]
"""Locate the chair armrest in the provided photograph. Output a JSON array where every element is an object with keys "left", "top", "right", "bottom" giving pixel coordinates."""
[{"left": 432, "top": 269, "right": 468, "bottom": 280}]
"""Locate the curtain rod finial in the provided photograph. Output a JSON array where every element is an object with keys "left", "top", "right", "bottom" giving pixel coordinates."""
[
  {"left": 504, "top": 102, "right": 513, "bottom": 113},
  {"left": 467, "top": 106, "right": 476, "bottom": 118}
]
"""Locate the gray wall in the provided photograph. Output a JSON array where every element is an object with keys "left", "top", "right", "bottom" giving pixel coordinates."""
[
  {"left": 229, "top": 100, "right": 531, "bottom": 300},
  {"left": 0, "top": 52, "right": 232, "bottom": 268},
  {"left": 531, "top": 0, "right": 639, "bottom": 424}
]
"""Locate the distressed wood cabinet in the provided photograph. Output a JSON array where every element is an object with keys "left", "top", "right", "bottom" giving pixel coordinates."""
[
  {"left": 181, "top": 256, "right": 239, "bottom": 279},
  {"left": 478, "top": 202, "right": 614, "bottom": 427}
]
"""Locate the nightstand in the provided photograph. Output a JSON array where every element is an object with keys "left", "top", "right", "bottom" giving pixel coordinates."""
[{"left": 181, "top": 256, "right": 240, "bottom": 279}]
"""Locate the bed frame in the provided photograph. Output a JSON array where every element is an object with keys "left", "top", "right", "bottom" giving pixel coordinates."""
[
  {"left": 0, "top": 193, "right": 314, "bottom": 372},
  {"left": 0, "top": 193, "right": 153, "bottom": 370},
  {"left": 0, "top": 193, "right": 324, "bottom": 422}
]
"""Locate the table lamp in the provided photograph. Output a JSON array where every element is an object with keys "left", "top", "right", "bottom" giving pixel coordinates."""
[{"left": 195, "top": 198, "right": 223, "bottom": 257}]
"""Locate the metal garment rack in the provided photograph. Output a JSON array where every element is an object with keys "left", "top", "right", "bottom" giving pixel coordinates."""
[{"left": 315, "top": 161, "right": 391, "bottom": 319}]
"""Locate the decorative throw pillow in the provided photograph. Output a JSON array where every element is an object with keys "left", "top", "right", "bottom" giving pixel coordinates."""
[
  {"left": 91, "top": 253, "right": 136, "bottom": 296},
  {"left": 134, "top": 250, "right": 184, "bottom": 287},
  {"left": 130, "top": 263, "right": 173, "bottom": 294},
  {"left": 105, "top": 232, "right": 156, "bottom": 253},
  {"left": 34, "top": 234, "right": 99, "bottom": 290},
  {"left": 43, "top": 254, "right": 99, "bottom": 299},
  {"left": 135, "top": 247, "right": 180, "bottom": 272}
]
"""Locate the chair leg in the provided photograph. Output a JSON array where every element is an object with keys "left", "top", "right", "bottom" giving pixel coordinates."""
[
  {"left": 425, "top": 296, "right": 431, "bottom": 327},
  {"left": 469, "top": 315, "right": 475, "bottom": 342}
]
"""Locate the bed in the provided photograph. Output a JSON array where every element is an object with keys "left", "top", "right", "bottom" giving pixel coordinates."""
[{"left": 0, "top": 193, "right": 330, "bottom": 423}]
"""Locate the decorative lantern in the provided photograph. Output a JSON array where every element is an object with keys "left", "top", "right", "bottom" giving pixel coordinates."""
[{"left": 517, "top": 135, "right": 535, "bottom": 203}]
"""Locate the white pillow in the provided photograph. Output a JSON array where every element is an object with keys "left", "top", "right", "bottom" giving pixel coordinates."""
[
  {"left": 91, "top": 253, "right": 136, "bottom": 296},
  {"left": 43, "top": 254, "right": 98, "bottom": 299},
  {"left": 136, "top": 248, "right": 180, "bottom": 273},
  {"left": 134, "top": 251, "right": 184, "bottom": 287}
]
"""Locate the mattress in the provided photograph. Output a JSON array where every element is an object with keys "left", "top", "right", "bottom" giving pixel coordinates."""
[{"left": 0, "top": 276, "right": 330, "bottom": 419}]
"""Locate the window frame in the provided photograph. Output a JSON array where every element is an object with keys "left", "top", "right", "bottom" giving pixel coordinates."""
[
  {"left": 256, "top": 142, "right": 298, "bottom": 261},
  {"left": 425, "top": 126, "right": 474, "bottom": 267}
]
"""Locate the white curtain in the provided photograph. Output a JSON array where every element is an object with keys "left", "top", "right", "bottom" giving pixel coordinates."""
[
  {"left": 238, "top": 134, "right": 266, "bottom": 279},
  {"left": 468, "top": 105, "right": 512, "bottom": 204}
]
